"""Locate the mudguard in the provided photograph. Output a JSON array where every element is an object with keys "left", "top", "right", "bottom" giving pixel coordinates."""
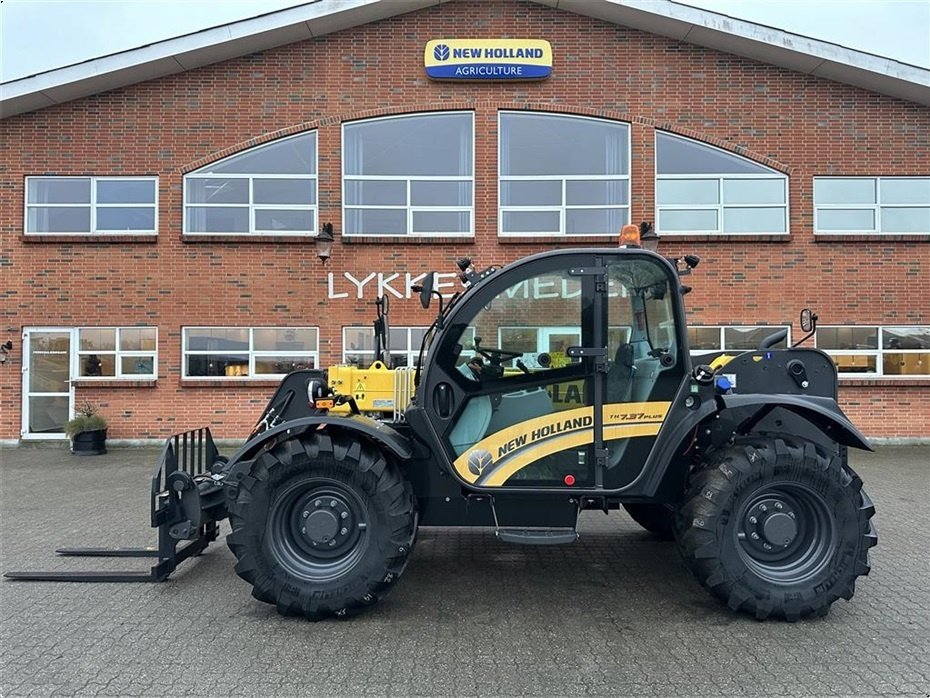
[
  {"left": 720, "top": 393, "right": 873, "bottom": 452},
  {"left": 641, "top": 389, "right": 872, "bottom": 501},
  {"left": 226, "top": 414, "right": 413, "bottom": 470}
]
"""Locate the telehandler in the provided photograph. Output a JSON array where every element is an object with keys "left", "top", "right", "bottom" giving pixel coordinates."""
[{"left": 7, "top": 224, "right": 876, "bottom": 621}]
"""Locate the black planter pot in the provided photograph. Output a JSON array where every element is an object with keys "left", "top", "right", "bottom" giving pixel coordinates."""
[{"left": 71, "top": 429, "right": 107, "bottom": 456}]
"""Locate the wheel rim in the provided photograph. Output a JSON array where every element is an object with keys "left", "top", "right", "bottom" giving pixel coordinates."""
[
  {"left": 266, "top": 478, "right": 370, "bottom": 582},
  {"left": 735, "top": 483, "right": 836, "bottom": 584}
]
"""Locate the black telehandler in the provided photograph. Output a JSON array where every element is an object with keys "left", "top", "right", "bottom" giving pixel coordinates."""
[{"left": 7, "top": 225, "right": 877, "bottom": 621}]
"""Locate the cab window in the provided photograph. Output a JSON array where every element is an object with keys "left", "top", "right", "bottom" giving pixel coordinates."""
[{"left": 449, "top": 269, "right": 585, "bottom": 379}]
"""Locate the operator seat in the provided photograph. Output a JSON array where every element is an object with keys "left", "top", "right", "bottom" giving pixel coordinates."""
[
  {"left": 449, "top": 363, "right": 493, "bottom": 456},
  {"left": 606, "top": 343, "right": 636, "bottom": 467},
  {"left": 607, "top": 343, "right": 635, "bottom": 404}
]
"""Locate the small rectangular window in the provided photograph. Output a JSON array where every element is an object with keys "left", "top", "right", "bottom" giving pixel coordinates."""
[
  {"left": 412, "top": 211, "right": 470, "bottom": 235},
  {"left": 816, "top": 325, "right": 929, "bottom": 377},
  {"left": 688, "top": 327, "right": 723, "bottom": 352},
  {"left": 565, "top": 208, "right": 627, "bottom": 235},
  {"left": 817, "top": 326, "right": 878, "bottom": 351},
  {"left": 253, "top": 179, "right": 315, "bottom": 205},
  {"left": 345, "top": 180, "right": 406, "bottom": 206},
  {"left": 502, "top": 210, "right": 561, "bottom": 235},
  {"left": 345, "top": 209, "right": 408, "bottom": 236},
  {"left": 722, "top": 179, "right": 785, "bottom": 205},
  {"left": 659, "top": 209, "right": 718, "bottom": 232},
  {"left": 96, "top": 179, "right": 155, "bottom": 204},
  {"left": 186, "top": 178, "right": 250, "bottom": 204},
  {"left": 26, "top": 177, "right": 158, "bottom": 235},
  {"left": 343, "top": 326, "right": 428, "bottom": 368},
  {"left": 183, "top": 327, "right": 318, "bottom": 379},
  {"left": 186, "top": 207, "right": 250, "bottom": 233},
  {"left": 879, "top": 178, "right": 930, "bottom": 204},
  {"left": 77, "top": 327, "right": 157, "bottom": 379},
  {"left": 27, "top": 178, "right": 91, "bottom": 204},
  {"left": 410, "top": 181, "right": 471, "bottom": 207},
  {"left": 688, "top": 326, "right": 790, "bottom": 354},
  {"left": 722, "top": 207, "right": 786, "bottom": 234},
  {"left": 881, "top": 207, "right": 930, "bottom": 233},
  {"left": 656, "top": 179, "right": 719, "bottom": 205},
  {"left": 565, "top": 180, "right": 629, "bottom": 206},
  {"left": 815, "top": 177, "right": 930, "bottom": 235},
  {"left": 254, "top": 209, "right": 314, "bottom": 233},
  {"left": 501, "top": 181, "right": 562, "bottom": 206},
  {"left": 816, "top": 209, "right": 876, "bottom": 232},
  {"left": 814, "top": 178, "right": 876, "bottom": 204},
  {"left": 723, "top": 326, "right": 787, "bottom": 350}
]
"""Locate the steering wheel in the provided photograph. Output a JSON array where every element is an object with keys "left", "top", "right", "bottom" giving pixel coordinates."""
[{"left": 476, "top": 347, "right": 523, "bottom": 365}]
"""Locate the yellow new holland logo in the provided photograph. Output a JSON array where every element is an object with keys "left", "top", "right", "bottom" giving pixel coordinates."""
[{"left": 453, "top": 402, "right": 670, "bottom": 486}]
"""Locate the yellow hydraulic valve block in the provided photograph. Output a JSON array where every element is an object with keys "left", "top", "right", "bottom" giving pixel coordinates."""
[{"left": 329, "top": 361, "right": 405, "bottom": 414}]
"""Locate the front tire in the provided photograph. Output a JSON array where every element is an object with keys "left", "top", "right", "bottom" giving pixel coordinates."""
[
  {"left": 676, "top": 437, "right": 876, "bottom": 620},
  {"left": 226, "top": 432, "right": 417, "bottom": 620}
]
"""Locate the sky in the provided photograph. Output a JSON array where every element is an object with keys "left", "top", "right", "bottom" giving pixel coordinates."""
[{"left": 0, "top": 0, "right": 928, "bottom": 83}]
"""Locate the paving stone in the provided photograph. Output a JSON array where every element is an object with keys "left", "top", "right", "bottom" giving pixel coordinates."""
[{"left": 0, "top": 444, "right": 927, "bottom": 696}]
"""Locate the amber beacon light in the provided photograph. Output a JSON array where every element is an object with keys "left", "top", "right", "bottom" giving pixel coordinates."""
[{"left": 618, "top": 223, "right": 641, "bottom": 248}]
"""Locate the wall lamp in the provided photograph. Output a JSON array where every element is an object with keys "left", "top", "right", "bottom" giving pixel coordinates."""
[
  {"left": 640, "top": 221, "right": 659, "bottom": 253},
  {"left": 316, "top": 222, "right": 334, "bottom": 265},
  {"left": 0, "top": 340, "right": 13, "bottom": 364}
]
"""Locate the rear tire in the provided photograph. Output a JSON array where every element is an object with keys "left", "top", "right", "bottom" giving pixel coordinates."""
[
  {"left": 676, "top": 436, "right": 876, "bottom": 620},
  {"left": 623, "top": 503, "right": 676, "bottom": 539},
  {"left": 226, "top": 432, "right": 416, "bottom": 620}
]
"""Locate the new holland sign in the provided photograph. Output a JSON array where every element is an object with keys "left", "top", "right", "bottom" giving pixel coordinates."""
[{"left": 424, "top": 39, "right": 552, "bottom": 80}]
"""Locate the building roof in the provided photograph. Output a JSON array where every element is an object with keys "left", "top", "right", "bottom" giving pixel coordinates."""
[{"left": 2, "top": 0, "right": 928, "bottom": 118}]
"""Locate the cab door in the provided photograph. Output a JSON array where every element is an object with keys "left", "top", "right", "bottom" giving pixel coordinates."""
[
  {"left": 600, "top": 256, "right": 685, "bottom": 489},
  {"left": 423, "top": 253, "right": 603, "bottom": 490},
  {"left": 418, "top": 251, "right": 686, "bottom": 492}
]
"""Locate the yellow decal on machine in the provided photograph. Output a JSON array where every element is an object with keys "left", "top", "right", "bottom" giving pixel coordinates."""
[{"left": 452, "top": 401, "right": 670, "bottom": 486}]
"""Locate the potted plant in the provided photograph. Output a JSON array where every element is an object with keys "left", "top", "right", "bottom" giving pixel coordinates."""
[{"left": 65, "top": 402, "right": 108, "bottom": 455}]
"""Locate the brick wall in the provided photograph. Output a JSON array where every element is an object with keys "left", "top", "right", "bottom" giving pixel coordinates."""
[
  {"left": 839, "top": 382, "right": 930, "bottom": 439},
  {"left": 1, "top": 0, "right": 927, "bottom": 439}
]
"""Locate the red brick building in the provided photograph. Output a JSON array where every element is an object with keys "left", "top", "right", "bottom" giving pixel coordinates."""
[{"left": 1, "top": 0, "right": 928, "bottom": 443}]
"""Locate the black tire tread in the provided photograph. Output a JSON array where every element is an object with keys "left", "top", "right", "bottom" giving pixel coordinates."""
[
  {"left": 675, "top": 435, "right": 876, "bottom": 620},
  {"left": 226, "top": 431, "right": 416, "bottom": 620}
]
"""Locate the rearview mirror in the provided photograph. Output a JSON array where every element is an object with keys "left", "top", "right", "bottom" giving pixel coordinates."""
[
  {"left": 800, "top": 308, "right": 817, "bottom": 333},
  {"left": 420, "top": 273, "right": 435, "bottom": 309}
]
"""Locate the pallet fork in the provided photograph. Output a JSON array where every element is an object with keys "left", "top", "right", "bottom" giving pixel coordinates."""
[{"left": 4, "top": 429, "right": 227, "bottom": 583}]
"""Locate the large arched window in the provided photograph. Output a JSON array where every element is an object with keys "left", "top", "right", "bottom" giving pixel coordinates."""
[
  {"left": 655, "top": 132, "right": 788, "bottom": 235},
  {"left": 499, "top": 112, "right": 630, "bottom": 236},
  {"left": 184, "top": 132, "right": 317, "bottom": 236},
  {"left": 342, "top": 112, "right": 474, "bottom": 236}
]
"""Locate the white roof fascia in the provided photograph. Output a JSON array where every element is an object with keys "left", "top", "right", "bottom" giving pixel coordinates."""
[
  {"left": 0, "top": 0, "right": 441, "bottom": 118},
  {"left": 1, "top": 0, "right": 927, "bottom": 119},
  {"left": 556, "top": 0, "right": 929, "bottom": 104}
]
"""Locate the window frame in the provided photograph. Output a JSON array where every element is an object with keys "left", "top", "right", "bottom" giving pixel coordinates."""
[
  {"left": 182, "top": 327, "right": 320, "bottom": 380},
  {"left": 654, "top": 132, "right": 789, "bottom": 236},
  {"left": 816, "top": 325, "right": 930, "bottom": 378},
  {"left": 183, "top": 132, "right": 319, "bottom": 237},
  {"left": 813, "top": 176, "right": 930, "bottom": 235},
  {"left": 24, "top": 176, "right": 158, "bottom": 236},
  {"left": 76, "top": 327, "right": 158, "bottom": 380},
  {"left": 341, "top": 112, "right": 475, "bottom": 238},
  {"left": 687, "top": 325, "right": 791, "bottom": 356},
  {"left": 498, "top": 112, "right": 631, "bottom": 237},
  {"left": 342, "top": 326, "right": 430, "bottom": 368}
]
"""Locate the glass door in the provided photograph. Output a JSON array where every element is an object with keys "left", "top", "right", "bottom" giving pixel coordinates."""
[
  {"left": 431, "top": 258, "right": 598, "bottom": 489},
  {"left": 22, "top": 329, "right": 74, "bottom": 439}
]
